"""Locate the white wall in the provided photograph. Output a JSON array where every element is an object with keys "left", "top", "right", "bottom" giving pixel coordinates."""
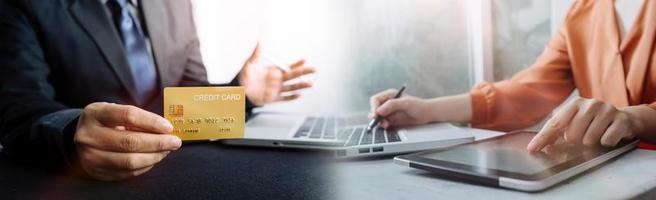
[
  {"left": 191, "top": 0, "right": 473, "bottom": 114},
  {"left": 191, "top": 0, "right": 355, "bottom": 114}
]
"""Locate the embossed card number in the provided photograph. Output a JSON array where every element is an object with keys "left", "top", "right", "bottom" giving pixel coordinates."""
[{"left": 164, "top": 87, "right": 245, "bottom": 141}]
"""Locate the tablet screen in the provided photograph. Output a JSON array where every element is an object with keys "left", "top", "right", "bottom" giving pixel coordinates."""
[{"left": 417, "top": 132, "right": 622, "bottom": 176}]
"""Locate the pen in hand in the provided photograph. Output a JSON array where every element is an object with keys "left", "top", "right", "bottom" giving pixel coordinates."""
[{"left": 366, "top": 84, "right": 407, "bottom": 132}]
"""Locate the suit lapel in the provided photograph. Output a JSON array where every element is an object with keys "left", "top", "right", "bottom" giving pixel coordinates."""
[
  {"left": 141, "top": 0, "right": 171, "bottom": 89},
  {"left": 68, "top": 0, "right": 139, "bottom": 102}
]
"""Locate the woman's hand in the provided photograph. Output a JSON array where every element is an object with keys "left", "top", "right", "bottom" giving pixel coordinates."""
[
  {"left": 369, "top": 89, "right": 472, "bottom": 129},
  {"left": 527, "top": 97, "right": 636, "bottom": 152},
  {"left": 369, "top": 89, "right": 434, "bottom": 128}
]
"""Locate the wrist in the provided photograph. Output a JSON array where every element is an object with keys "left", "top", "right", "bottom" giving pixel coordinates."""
[
  {"left": 427, "top": 94, "right": 472, "bottom": 123},
  {"left": 620, "top": 105, "right": 652, "bottom": 138},
  {"left": 425, "top": 98, "right": 446, "bottom": 122},
  {"left": 619, "top": 105, "right": 656, "bottom": 144}
]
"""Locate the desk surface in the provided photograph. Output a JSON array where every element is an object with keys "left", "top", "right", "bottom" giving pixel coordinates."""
[
  {"left": 2, "top": 139, "right": 656, "bottom": 199},
  {"left": 0, "top": 143, "right": 337, "bottom": 200},
  {"left": 334, "top": 149, "right": 656, "bottom": 199}
]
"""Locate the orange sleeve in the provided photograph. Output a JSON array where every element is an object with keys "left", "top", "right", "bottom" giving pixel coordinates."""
[
  {"left": 643, "top": 102, "right": 656, "bottom": 148},
  {"left": 469, "top": 5, "right": 578, "bottom": 131}
]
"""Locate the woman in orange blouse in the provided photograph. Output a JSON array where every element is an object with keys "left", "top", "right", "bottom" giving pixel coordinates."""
[{"left": 370, "top": 0, "right": 656, "bottom": 151}]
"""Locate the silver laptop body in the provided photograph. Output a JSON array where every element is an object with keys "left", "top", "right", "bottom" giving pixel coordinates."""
[{"left": 222, "top": 113, "right": 485, "bottom": 158}]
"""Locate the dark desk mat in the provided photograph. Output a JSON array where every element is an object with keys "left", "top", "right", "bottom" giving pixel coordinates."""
[{"left": 0, "top": 142, "right": 337, "bottom": 200}]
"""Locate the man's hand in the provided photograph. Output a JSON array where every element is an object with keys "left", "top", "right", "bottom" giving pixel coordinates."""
[
  {"left": 239, "top": 43, "right": 316, "bottom": 106},
  {"left": 527, "top": 97, "right": 636, "bottom": 152},
  {"left": 74, "top": 103, "right": 182, "bottom": 181},
  {"left": 369, "top": 89, "right": 434, "bottom": 128}
]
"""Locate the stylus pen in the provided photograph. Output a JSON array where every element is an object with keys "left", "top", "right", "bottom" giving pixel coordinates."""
[
  {"left": 262, "top": 53, "right": 309, "bottom": 83},
  {"left": 366, "top": 84, "right": 407, "bottom": 132}
]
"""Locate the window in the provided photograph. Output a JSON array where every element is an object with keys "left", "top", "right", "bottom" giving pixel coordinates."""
[{"left": 491, "top": 0, "right": 551, "bottom": 81}]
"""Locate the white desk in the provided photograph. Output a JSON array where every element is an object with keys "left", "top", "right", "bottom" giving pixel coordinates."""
[{"left": 334, "top": 146, "right": 656, "bottom": 199}]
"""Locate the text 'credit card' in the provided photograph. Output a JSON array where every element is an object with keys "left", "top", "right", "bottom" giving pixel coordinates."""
[{"left": 164, "top": 87, "right": 245, "bottom": 141}]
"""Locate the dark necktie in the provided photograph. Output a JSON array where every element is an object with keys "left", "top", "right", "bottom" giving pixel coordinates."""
[{"left": 107, "top": 0, "right": 157, "bottom": 104}]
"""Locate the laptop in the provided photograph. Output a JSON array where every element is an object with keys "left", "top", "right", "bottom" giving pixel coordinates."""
[
  {"left": 222, "top": 112, "right": 503, "bottom": 158},
  {"left": 394, "top": 131, "right": 639, "bottom": 191}
]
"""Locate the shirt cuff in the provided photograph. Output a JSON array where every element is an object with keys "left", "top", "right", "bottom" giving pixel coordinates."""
[{"left": 469, "top": 82, "right": 493, "bottom": 126}]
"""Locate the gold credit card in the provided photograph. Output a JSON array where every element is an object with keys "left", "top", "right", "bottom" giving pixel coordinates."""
[{"left": 164, "top": 87, "right": 245, "bottom": 141}]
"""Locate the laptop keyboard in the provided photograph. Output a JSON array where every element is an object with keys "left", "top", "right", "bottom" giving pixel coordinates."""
[
  {"left": 293, "top": 117, "right": 402, "bottom": 146},
  {"left": 294, "top": 116, "right": 366, "bottom": 139},
  {"left": 341, "top": 127, "right": 401, "bottom": 146}
]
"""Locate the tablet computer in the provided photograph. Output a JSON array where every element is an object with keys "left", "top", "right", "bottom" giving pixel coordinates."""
[{"left": 394, "top": 131, "right": 639, "bottom": 191}]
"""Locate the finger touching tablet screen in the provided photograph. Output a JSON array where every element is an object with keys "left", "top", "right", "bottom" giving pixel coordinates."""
[{"left": 395, "top": 131, "right": 638, "bottom": 191}]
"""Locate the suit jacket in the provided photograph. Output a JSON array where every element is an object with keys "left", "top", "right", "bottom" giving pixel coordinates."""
[{"left": 0, "top": 0, "right": 253, "bottom": 167}]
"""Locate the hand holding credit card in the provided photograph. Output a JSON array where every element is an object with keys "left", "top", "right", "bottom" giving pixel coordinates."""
[{"left": 164, "top": 87, "right": 245, "bottom": 141}]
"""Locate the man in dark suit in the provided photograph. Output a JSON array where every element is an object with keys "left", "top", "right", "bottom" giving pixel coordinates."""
[{"left": 0, "top": 0, "right": 315, "bottom": 180}]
